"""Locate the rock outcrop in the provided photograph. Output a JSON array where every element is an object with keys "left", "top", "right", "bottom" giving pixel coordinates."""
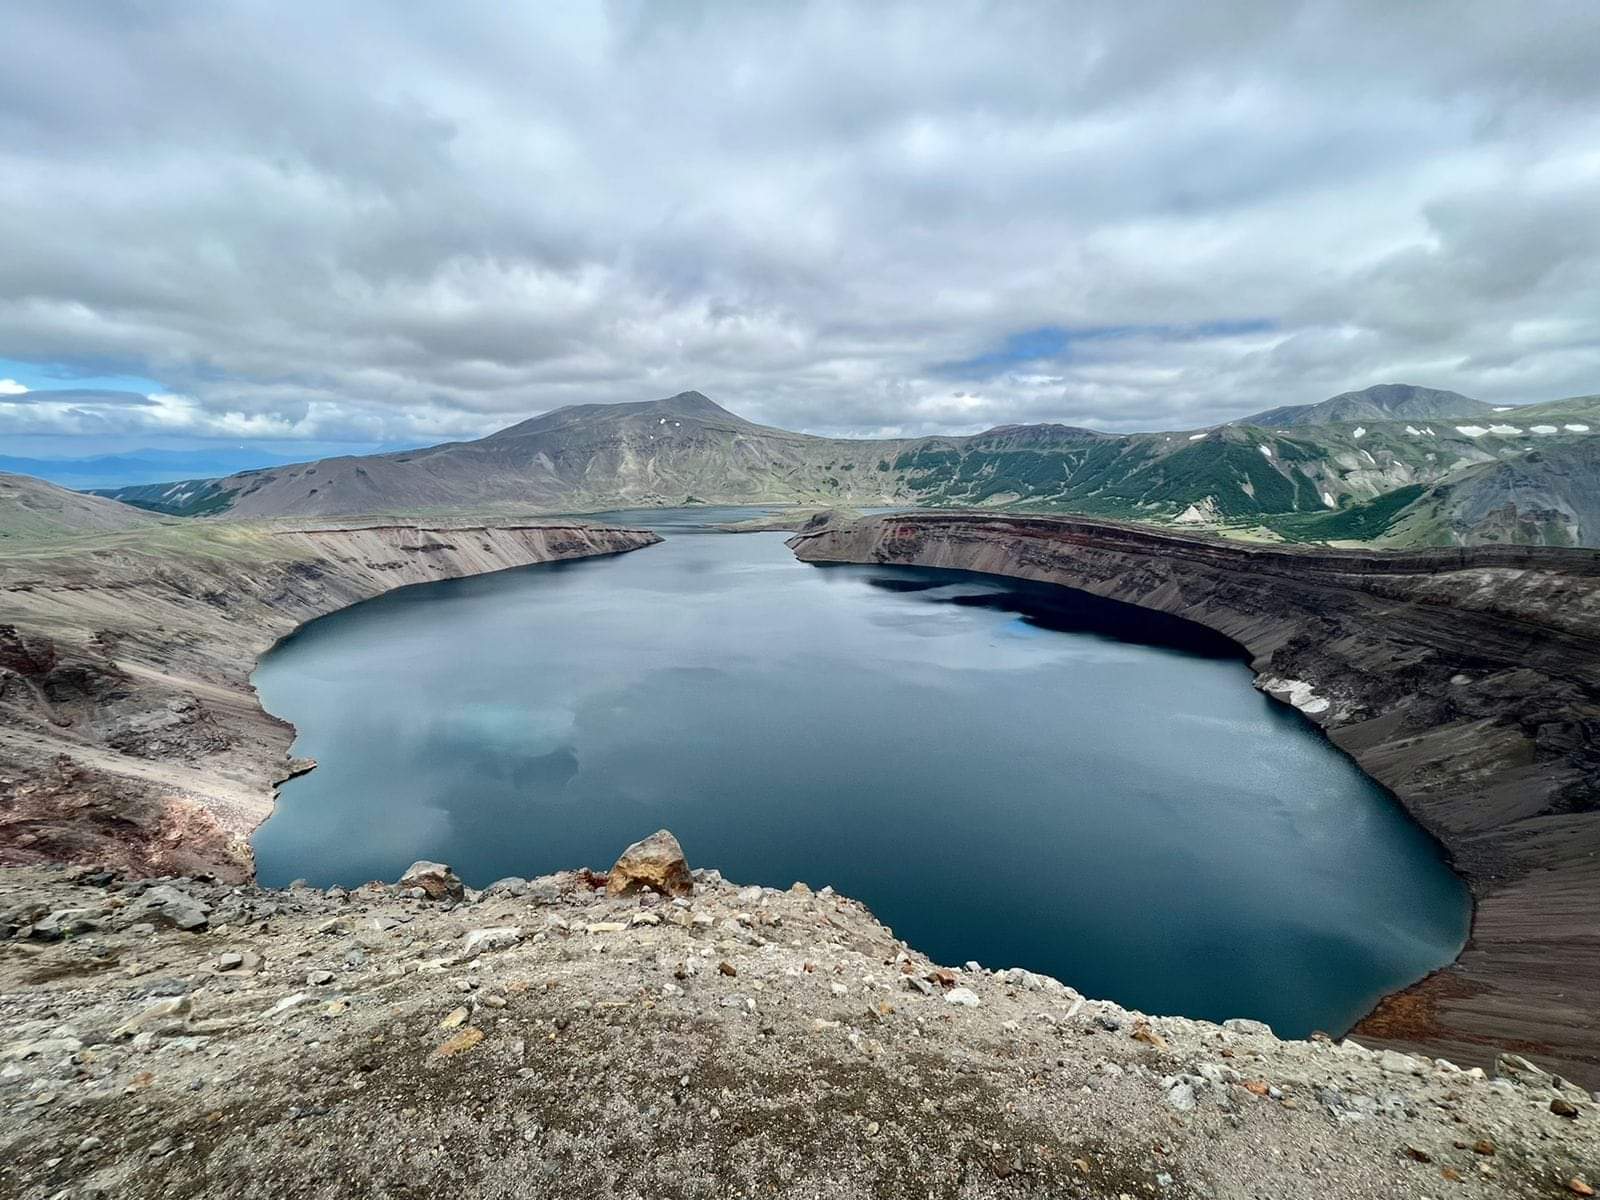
[
  {"left": 1, "top": 857, "right": 1595, "bottom": 1198},
  {"left": 789, "top": 511, "right": 1600, "bottom": 1087},
  {"left": 0, "top": 518, "right": 660, "bottom": 879},
  {"left": 605, "top": 829, "right": 694, "bottom": 897},
  {"left": 398, "top": 861, "right": 465, "bottom": 901}
]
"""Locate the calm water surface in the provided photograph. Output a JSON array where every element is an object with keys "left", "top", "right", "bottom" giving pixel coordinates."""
[{"left": 253, "top": 507, "right": 1469, "bottom": 1036}]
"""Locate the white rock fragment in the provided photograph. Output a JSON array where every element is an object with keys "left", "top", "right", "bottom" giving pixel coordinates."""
[
  {"left": 462, "top": 927, "right": 523, "bottom": 958},
  {"left": 1351, "top": 426, "right": 1366, "bottom": 439},
  {"left": 263, "top": 993, "right": 310, "bottom": 1021},
  {"left": 1260, "top": 677, "right": 1331, "bottom": 715},
  {"left": 944, "top": 987, "right": 981, "bottom": 1007}
]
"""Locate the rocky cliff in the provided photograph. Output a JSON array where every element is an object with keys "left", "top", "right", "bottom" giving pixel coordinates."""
[
  {"left": 789, "top": 512, "right": 1600, "bottom": 1088},
  {"left": 0, "top": 519, "right": 660, "bottom": 880}
]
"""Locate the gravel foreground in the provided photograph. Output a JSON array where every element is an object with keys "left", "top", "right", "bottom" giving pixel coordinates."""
[{"left": 1, "top": 860, "right": 1595, "bottom": 1200}]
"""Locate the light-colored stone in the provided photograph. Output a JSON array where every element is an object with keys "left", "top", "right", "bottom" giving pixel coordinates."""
[
  {"left": 397, "top": 861, "right": 464, "bottom": 901},
  {"left": 462, "top": 927, "right": 523, "bottom": 958},
  {"left": 112, "top": 997, "right": 191, "bottom": 1040}
]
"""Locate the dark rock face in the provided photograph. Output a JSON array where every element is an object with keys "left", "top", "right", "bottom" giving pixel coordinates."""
[{"left": 789, "top": 511, "right": 1600, "bottom": 1087}]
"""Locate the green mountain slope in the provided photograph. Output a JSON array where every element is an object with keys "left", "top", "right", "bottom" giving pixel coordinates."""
[{"left": 91, "top": 387, "right": 1600, "bottom": 547}]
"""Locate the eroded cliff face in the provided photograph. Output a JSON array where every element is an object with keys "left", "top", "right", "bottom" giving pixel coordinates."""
[
  {"left": 790, "top": 512, "right": 1600, "bottom": 1087},
  {"left": 0, "top": 520, "right": 660, "bottom": 880}
]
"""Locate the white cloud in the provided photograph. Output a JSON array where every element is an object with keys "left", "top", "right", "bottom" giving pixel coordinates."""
[
  {"left": 0, "top": 2, "right": 1597, "bottom": 444},
  {"left": 0, "top": 379, "right": 28, "bottom": 395}
]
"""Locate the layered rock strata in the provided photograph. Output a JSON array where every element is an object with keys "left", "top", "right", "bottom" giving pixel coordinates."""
[
  {"left": 0, "top": 520, "right": 660, "bottom": 880},
  {"left": 789, "top": 511, "right": 1600, "bottom": 1087}
]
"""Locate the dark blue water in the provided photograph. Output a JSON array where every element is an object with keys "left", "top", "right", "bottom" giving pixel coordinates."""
[{"left": 252, "top": 507, "right": 1469, "bottom": 1036}]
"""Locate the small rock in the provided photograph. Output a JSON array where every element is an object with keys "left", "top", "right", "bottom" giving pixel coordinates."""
[
  {"left": 1568, "top": 1179, "right": 1594, "bottom": 1198},
  {"left": 1130, "top": 1021, "right": 1167, "bottom": 1050},
  {"left": 307, "top": 970, "right": 336, "bottom": 987},
  {"left": 439, "top": 1007, "right": 470, "bottom": 1030},
  {"left": 718, "top": 961, "right": 738, "bottom": 978},
  {"left": 462, "top": 927, "right": 523, "bottom": 958},
  {"left": 78, "top": 1136, "right": 103, "bottom": 1153},
  {"left": 1403, "top": 1145, "right": 1433, "bottom": 1164},
  {"left": 139, "top": 885, "right": 209, "bottom": 931},
  {"left": 112, "top": 997, "right": 191, "bottom": 1040},
  {"left": 1221, "top": 1018, "right": 1274, "bottom": 1038},
  {"left": 397, "top": 861, "right": 464, "bottom": 901},
  {"left": 263, "top": 993, "right": 309, "bottom": 1021},
  {"left": 1494, "top": 1052, "right": 1553, "bottom": 1089},
  {"left": 605, "top": 830, "right": 694, "bottom": 898},
  {"left": 33, "top": 909, "right": 98, "bottom": 940},
  {"left": 1551, "top": 1097, "right": 1581, "bottom": 1119},
  {"left": 1472, "top": 1139, "right": 1495, "bottom": 1156},
  {"left": 215, "top": 952, "right": 244, "bottom": 973},
  {"left": 1166, "top": 1082, "right": 1196, "bottom": 1112},
  {"left": 1380, "top": 1049, "right": 1424, "bottom": 1076},
  {"left": 432, "top": 1027, "right": 483, "bottom": 1059},
  {"left": 944, "top": 987, "right": 980, "bottom": 1007}
]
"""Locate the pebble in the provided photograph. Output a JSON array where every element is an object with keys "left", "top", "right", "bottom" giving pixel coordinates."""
[{"left": 944, "top": 987, "right": 980, "bottom": 1007}]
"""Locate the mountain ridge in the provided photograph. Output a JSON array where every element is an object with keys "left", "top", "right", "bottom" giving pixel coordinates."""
[
  {"left": 86, "top": 385, "right": 1600, "bottom": 547},
  {"left": 1239, "top": 383, "right": 1493, "bottom": 428}
]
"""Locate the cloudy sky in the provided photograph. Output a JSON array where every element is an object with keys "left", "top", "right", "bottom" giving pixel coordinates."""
[{"left": 2, "top": 1, "right": 1598, "bottom": 454}]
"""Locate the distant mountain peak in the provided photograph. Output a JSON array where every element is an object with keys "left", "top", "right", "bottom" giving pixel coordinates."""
[
  {"left": 1240, "top": 383, "right": 1493, "bottom": 428},
  {"left": 485, "top": 390, "right": 744, "bottom": 441}
]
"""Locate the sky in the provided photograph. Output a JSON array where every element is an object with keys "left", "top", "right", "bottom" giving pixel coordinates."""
[{"left": 2, "top": 1, "right": 1598, "bottom": 455}]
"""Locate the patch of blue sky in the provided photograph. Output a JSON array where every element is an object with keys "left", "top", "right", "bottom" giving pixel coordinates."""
[
  {"left": 0, "top": 356, "right": 163, "bottom": 395},
  {"left": 932, "top": 319, "right": 1276, "bottom": 381}
]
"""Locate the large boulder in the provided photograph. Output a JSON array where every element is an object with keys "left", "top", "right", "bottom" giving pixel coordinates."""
[
  {"left": 398, "top": 860, "right": 464, "bottom": 901},
  {"left": 606, "top": 830, "right": 693, "bottom": 898},
  {"left": 138, "top": 885, "right": 210, "bottom": 931}
]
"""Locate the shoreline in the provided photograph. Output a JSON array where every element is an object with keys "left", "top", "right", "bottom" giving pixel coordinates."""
[
  {"left": 4, "top": 503, "right": 1596, "bottom": 1086},
  {"left": 0, "top": 518, "right": 662, "bottom": 881},
  {"left": 789, "top": 510, "right": 1600, "bottom": 1086}
]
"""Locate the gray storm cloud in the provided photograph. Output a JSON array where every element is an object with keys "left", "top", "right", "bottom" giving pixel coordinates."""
[{"left": 1, "top": 0, "right": 1597, "bottom": 445}]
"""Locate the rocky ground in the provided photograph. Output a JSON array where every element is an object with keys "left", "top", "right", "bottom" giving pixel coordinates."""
[{"left": 2, "top": 841, "right": 1596, "bottom": 1200}]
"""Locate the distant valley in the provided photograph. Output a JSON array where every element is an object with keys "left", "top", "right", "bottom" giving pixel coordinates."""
[{"left": 84, "top": 383, "right": 1600, "bottom": 547}]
